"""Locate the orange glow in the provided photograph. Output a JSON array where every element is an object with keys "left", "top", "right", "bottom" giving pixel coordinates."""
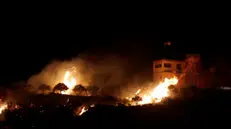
[
  {"left": 129, "top": 77, "right": 178, "bottom": 105},
  {"left": 135, "top": 89, "right": 141, "bottom": 95},
  {"left": 0, "top": 103, "right": 8, "bottom": 115},
  {"left": 61, "top": 70, "right": 77, "bottom": 95},
  {"left": 74, "top": 105, "right": 88, "bottom": 116},
  {"left": 79, "top": 106, "right": 88, "bottom": 116}
]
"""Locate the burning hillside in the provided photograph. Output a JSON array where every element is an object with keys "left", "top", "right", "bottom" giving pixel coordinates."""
[
  {"left": 27, "top": 59, "right": 91, "bottom": 94},
  {"left": 51, "top": 68, "right": 79, "bottom": 95},
  {"left": 0, "top": 71, "right": 180, "bottom": 122},
  {"left": 124, "top": 77, "right": 179, "bottom": 105},
  {"left": 24, "top": 55, "right": 180, "bottom": 106},
  {"left": 27, "top": 56, "right": 128, "bottom": 96},
  {"left": 0, "top": 103, "right": 8, "bottom": 115},
  {"left": 7, "top": 54, "right": 182, "bottom": 117}
]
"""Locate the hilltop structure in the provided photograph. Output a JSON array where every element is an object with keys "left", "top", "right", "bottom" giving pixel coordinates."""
[{"left": 153, "top": 53, "right": 204, "bottom": 88}]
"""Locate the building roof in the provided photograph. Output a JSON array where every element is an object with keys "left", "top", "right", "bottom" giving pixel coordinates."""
[{"left": 153, "top": 58, "right": 184, "bottom": 63}]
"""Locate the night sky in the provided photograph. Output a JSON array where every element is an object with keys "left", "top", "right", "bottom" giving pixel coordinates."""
[{"left": 1, "top": 15, "right": 230, "bottom": 85}]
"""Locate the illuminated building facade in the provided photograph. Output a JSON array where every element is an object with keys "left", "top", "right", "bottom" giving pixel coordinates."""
[
  {"left": 153, "top": 59, "right": 185, "bottom": 85},
  {"left": 153, "top": 54, "right": 202, "bottom": 88}
]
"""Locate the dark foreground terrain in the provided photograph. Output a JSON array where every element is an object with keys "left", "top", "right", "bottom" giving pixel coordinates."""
[{"left": 1, "top": 89, "right": 231, "bottom": 129}]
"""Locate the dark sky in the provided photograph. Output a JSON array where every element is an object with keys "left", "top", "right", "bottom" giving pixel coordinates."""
[{"left": 1, "top": 13, "right": 230, "bottom": 85}]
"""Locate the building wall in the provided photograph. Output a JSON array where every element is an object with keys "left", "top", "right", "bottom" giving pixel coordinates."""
[
  {"left": 183, "top": 54, "right": 202, "bottom": 88},
  {"left": 153, "top": 54, "right": 209, "bottom": 88},
  {"left": 153, "top": 59, "right": 185, "bottom": 84}
]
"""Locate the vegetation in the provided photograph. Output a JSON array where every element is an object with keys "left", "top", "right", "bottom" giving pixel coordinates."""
[
  {"left": 38, "top": 84, "right": 51, "bottom": 94},
  {"left": 72, "top": 85, "right": 89, "bottom": 96},
  {"left": 53, "top": 83, "right": 69, "bottom": 94}
]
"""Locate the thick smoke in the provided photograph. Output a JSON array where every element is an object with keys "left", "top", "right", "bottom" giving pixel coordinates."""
[
  {"left": 27, "top": 41, "right": 154, "bottom": 96},
  {"left": 27, "top": 54, "right": 129, "bottom": 93}
]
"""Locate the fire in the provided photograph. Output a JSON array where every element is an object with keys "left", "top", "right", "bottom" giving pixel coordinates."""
[
  {"left": 61, "top": 70, "right": 77, "bottom": 95},
  {"left": 136, "top": 89, "right": 141, "bottom": 95},
  {"left": 0, "top": 103, "right": 8, "bottom": 115},
  {"left": 74, "top": 105, "right": 88, "bottom": 116},
  {"left": 79, "top": 106, "right": 88, "bottom": 116},
  {"left": 134, "top": 77, "right": 178, "bottom": 105}
]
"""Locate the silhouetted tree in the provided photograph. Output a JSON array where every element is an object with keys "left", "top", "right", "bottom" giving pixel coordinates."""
[
  {"left": 53, "top": 83, "right": 69, "bottom": 94},
  {"left": 38, "top": 84, "right": 51, "bottom": 94},
  {"left": 72, "top": 84, "right": 88, "bottom": 96}
]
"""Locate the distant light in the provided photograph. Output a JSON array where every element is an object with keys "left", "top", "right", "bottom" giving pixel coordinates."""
[{"left": 220, "top": 87, "right": 231, "bottom": 90}]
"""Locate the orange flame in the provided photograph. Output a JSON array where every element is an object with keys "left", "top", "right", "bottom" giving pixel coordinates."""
[
  {"left": 134, "top": 77, "right": 178, "bottom": 105},
  {"left": 135, "top": 89, "right": 141, "bottom": 95},
  {"left": 0, "top": 103, "right": 8, "bottom": 115},
  {"left": 61, "top": 70, "right": 77, "bottom": 95},
  {"left": 74, "top": 105, "right": 88, "bottom": 116},
  {"left": 79, "top": 106, "right": 88, "bottom": 116}
]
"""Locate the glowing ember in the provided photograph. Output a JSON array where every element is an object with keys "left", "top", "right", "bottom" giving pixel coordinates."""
[
  {"left": 0, "top": 103, "right": 8, "bottom": 115},
  {"left": 79, "top": 106, "right": 88, "bottom": 116},
  {"left": 62, "top": 70, "right": 77, "bottom": 95},
  {"left": 134, "top": 77, "right": 178, "bottom": 105},
  {"left": 74, "top": 105, "right": 88, "bottom": 116},
  {"left": 135, "top": 89, "right": 141, "bottom": 95},
  {"left": 90, "top": 104, "right": 95, "bottom": 107}
]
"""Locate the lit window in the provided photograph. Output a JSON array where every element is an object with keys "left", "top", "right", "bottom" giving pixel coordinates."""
[
  {"left": 164, "top": 63, "right": 171, "bottom": 68},
  {"left": 155, "top": 64, "right": 162, "bottom": 68}
]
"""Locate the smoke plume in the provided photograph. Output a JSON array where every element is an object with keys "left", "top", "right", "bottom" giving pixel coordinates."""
[
  {"left": 27, "top": 54, "right": 129, "bottom": 93},
  {"left": 27, "top": 41, "right": 154, "bottom": 96}
]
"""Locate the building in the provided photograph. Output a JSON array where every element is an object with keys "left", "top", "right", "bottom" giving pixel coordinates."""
[
  {"left": 153, "top": 59, "right": 185, "bottom": 85},
  {"left": 153, "top": 54, "right": 203, "bottom": 88},
  {"left": 184, "top": 54, "right": 202, "bottom": 87}
]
